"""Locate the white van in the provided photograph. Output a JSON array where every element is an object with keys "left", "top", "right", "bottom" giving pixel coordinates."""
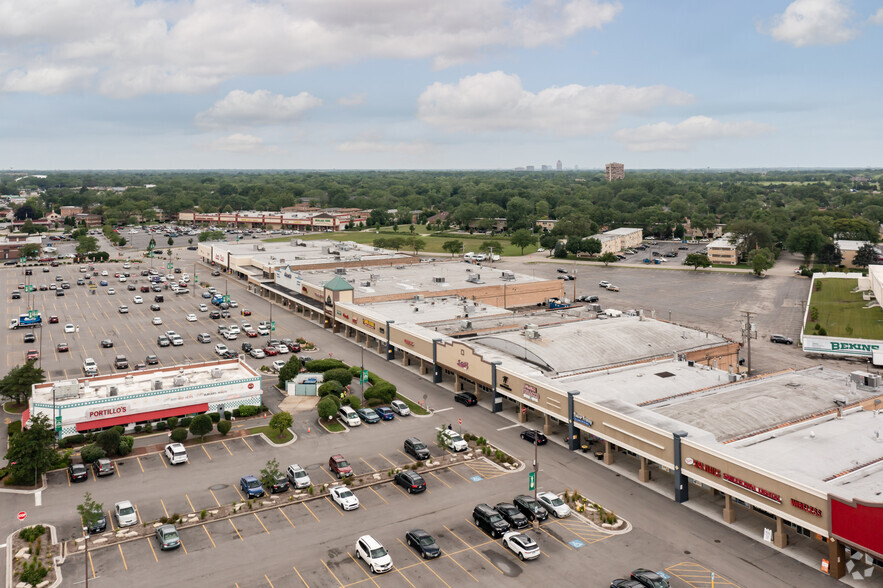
[
  {"left": 463, "top": 252, "right": 476, "bottom": 260},
  {"left": 338, "top": 405, "right": 361, "bottom": 427}
]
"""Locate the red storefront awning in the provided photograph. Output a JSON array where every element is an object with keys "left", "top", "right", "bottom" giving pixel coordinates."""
[
  {"left": 76, "top": 403, "right": 209, "bottom": 432},
  {"left": 21, "top": 409, "right": 30, "bottom": 427}
]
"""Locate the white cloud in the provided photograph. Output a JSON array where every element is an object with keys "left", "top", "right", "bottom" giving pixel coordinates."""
[
  {"left": 198, "top": 133, "right": 281, "bottom": 154},
  {"left": 336, "top": 140, "right": 431, "bottom": 154},
  {"left": 194, "top": 90, "right": 322, "bottom": 129},
  {"left": 417, "top": 71, "right": 693, "bottom": 136},
  {"left": 338, "top": 93, "right": 366, "bottom": 107},
  {"left": 870, "top": 8, "right": 883, "bottom": 24},
  {"left": 612, "top": 116, "right": 775, "bottom": 151},
  {"left": 763, "top": 0, "right": 858, "bottom": 47},
  {"left": 0, "top": 0, "right": 622, "bottom": 97},
  {"left": 0, "top": 64, "right": 96, "bottom": 94}
]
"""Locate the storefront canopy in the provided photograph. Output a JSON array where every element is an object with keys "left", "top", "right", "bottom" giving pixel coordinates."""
[{"left": 76, "top": 403, "right": 209, "bottom": 432}]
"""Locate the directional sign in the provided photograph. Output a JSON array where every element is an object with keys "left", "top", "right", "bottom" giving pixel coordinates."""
[
  {"left": 17, "top": 511, "right": 26, "bottom": 522},
  {"left": 528, "top": 471, "right": 536, "bottom": 491},
  {"left": 271, "top": 321, "right": 276, "bottom": 332},
  {"left": 27, "top": 310, "right": 38, "bottom": 319},
  {"left": 222, "top": 295, "right": 231, "bottom": 303},
  {"left": 24, "top": 285, "right": 34, "bottom": 292},
  {"left": 167, "top": 263, "right": 173, "bottom": 270}
]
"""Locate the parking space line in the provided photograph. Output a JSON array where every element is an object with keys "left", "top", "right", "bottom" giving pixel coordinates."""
[
  {"left": 390, "top": 483, "right": 410, "bottom": 498},
  {"left": 292, "top": 565, "right": 310, "bottom": 587},
  {"left": 446, "top": 467, "right": 472, "bottom": 484},
  {"left": 221, "top": 441, "right": 233, "bottom": 456},
  {"left": 202, "top": 445, "right": 212, "bottom": 461},
  {"left": 118, "top": 544, "right": 128, "bottom": 571},
  {"left": 397, "top": 538, "right": 450, "bottom": 588},
  {"left": 202, "top": 525, "right": 216, "bottom": 548},
  {"left": 444, "top": 553, "right": 479, "bottom": 583},
  {"left": 161, "top": 455, "right": 167, "bottom": 469},
  {"left": 88, "top": 551, "right": 96, "bottom": 578},
  {"left": 279, "top": 507, "right": 296, "bottom": 529},
  {"left": 378, "top": 453, "right": 398, "bottom": 468},
  {"left": 107, "top": 509, "right": 116, "bottom": 531},
  {"left": 136, "top": 457, "right": 144, "bottom": 473},
  {"left": 186, "top": 494, "right": 196, "bottom": 512},
  {"left": 325, "top": 496, "right": 345, "bottom": 516},
  {"left": 320, "top": 559, "right": 344, "bottom": 587},
  {"left": 160, "top": 498, "right": 169, "bottom": 518},
  {"left": 303, "top": 502, "right": 320, "bottom": 523},
  {"left": 209, "top": 489, "right": 221, "bottom": 507},
  {"left": 146, "top": 537, "right": 158, "bottom": 563},
  {"left": 360, "top": 458, "right": 376, "bottom": 472},
  {"left": 180, "top": 538, "right": 188, "bottom": 554},
  {"left": 319, "top": 467, "right": 337, "bottom": 482},
  {"left": 229, "top": 518, "right": 244, "bottom": 541},
  {"left": 536, "top": 522, "right": 574, "bottom": 551},
  {"left": 241, "top": 438, "right": 254, "bottom": 452},
  {"left": 367, "top": 485, "right": 388, "bottom": 505},
  {"left": 236, "top": 486, "right": 247, "bottom": 501},
  {"left": 265, "top": 574, "right": 275, "bottom": 587},
  {"left": 116, "top": 464, "right": 122, "bottom": 477},
  {"left": 254, "top": 512, "right": 270, "bottom": 534},
  {"left": 449, "top": 523, "right": 504, "bottom": 575},
  {"left": 396, "top": 449, "right": 416, "bottom": 463},
  {"left": 347, "top": 552, "right": 380, "bottom": 588}
]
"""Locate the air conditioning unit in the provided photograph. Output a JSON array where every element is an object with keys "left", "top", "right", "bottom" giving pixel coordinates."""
[
  {"left": 361, "top": 281, "right": 371, "bottom": 287},
  {"left": 524, "top": 328, "right": 540, "bottom": 339},
  {"left": 124, "top": 375, "right": 134, "bottom": 385},
  {"left": 413, "top": 295, "right": 425, "bottom": 301},
  {"left": 335, "top": 268, "right": 347, "bottom": 275},
  {"left": 108, "top": 386, "right": 118, "bottom": 396},
  {"left": 173, "top": 375, "right": 188, "bottom": 387},
  {"left": 210, "top": 368, "right": 223, "bottom": 379},
  {"left": 433, "top": 276, "right": 446, "bottom": 283},
  {"left": 500, "top": 270, "right": 515, "bottom": 281},
  {"left": 152, "top": 379, "right": 163, "bottom": 391},
  {"left": 460, "top": 320, "right": 472, "bottom": 330}
]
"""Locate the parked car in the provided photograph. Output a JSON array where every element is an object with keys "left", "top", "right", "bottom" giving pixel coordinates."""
[
  {"left": 271, "top": 359, "right": 286, "bottom": 372},
  {"left": 375, "top": 407, "right": 395, "bottom": 421},
  {"left": 164, "top": 443, "right": 188, "bottom": 464},
  {"left": 64, "top": 323, "right": 75, "bottom": 333},
  {"left": 390, "top": 399, "right": 411, "bottom": 416},
  {"left": 537, "top": 491, "right": 571, "bottom": 518},
  {"left": 610, "top": 580, "right": 644, "bottom": 588},
  {"left": 25, "top": 349, "right": 39, "bottom": 361},
  {"left": 114, "top": 500, "right": 138, "bottom": 527},
  {"left": 454, "top": 391, "right": 477, "bottom": 406},
  {"left": 404, "top": 437, "right": 430, "bottom": 460},
  {"left": 329, "top": 454, "right": 353, "bottom": 478},
  {"left": 394, "top": 470, "right": 426, "bottom": 494},
  {"left": 502, "top": 531, "right": 540, "bottom": 561},
  {"left": 330, "top": 486, "right": 360, "bottom": 510},
  {"left": 286, "top": 464, "right": 311, "bottom": 489},
  {"left": 269, "top": 474, "right": 290, "bottom": 494},
  {"left": 197, "top": 332, "right": 211, "bottom": 343},
  {"left": 404, "top": 529, "right": 440, "bottom": 559},
  {"left": 56, "top": 342, "right": 70, "bottom": 353},
  {"left": 513, "top": 494, "right": 548, "bottom": 521},
  {"left": 114, "top": 355, "right": 128, "bottom": 369},
  {"left": 239, "top": 475, "right": 265, "bottom": 498},
  {"left": 441, "top": 429, "right": 468, "bottom": 452},
  {"left": 630, "top": 569, "right": 671, "bottom": 588},
  {"left": 157, "top": 335, "right": 170, "bottom": 347},
  {"left": 155, "top": 524, "right": 181, "bottom": 551},
  {"left": 357, "top": 408, "right": 380, "bottom": 424},
  {"left": 472, "top": 503, "right": 510, "bottom": 538},
  {"left": 520, "top": 430, "right": 547, "bottom": 445},
  {"left": 249, "top": 348, "right": 266, "bottom": 359},
  {"left": 599, "top": 280, "right": 611, "bottom": 288},
  {"left": 83, "top": 506, "right": 107, "bottom": 534},
  {"left": 214, "top": 343, "right": 228, "bottom": 356},
  {"left": 93, "top": 458, "right": 115, "bottom": 477},
  {"left": 23, "top": 332, "right": 36, "bottom": 343},
  {"left": 355, "top": 535, "right": 393, "bottom": 574},
  {"left": 68, "top": 463, "right": 88, "bottom": 482},
  {"left": 770, "top": 334, "right": 793, "bottom": 345},
  {"left": 495, "top": 502, "right": 529, "bottom": 529},
  {"left": 338, "top": 406, "right": 361, "bottom": 427},
  {"left": 263, "top": 345, "right": 278, "bottom": 356},
  {"left": 100, "top": 339, "right": 114, "bottom": 348}
]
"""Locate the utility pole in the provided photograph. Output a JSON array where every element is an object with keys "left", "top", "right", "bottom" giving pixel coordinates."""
[{"left": 741, "top": 311, "right": 757, "bottom": 375}]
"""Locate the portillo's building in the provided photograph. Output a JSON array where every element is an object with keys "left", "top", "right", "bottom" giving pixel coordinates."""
[
  {"left": 26, "top": 359, "right": 262, "bottom": 437},
  {"left": 251, "top": 259, "right": 881, "bottom": 579}
]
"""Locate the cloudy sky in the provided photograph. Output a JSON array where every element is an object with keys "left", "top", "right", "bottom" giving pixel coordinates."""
[{"left": 1, "top": 0, "right": 881, "bottom": 170}]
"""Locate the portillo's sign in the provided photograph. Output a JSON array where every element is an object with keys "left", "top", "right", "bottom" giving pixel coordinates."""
[
  {"left": 686, "top": 458, "right": 781, "bottom": 504},
  {"left": 87, "top": 405, "right": 127, "bottom": 419}
]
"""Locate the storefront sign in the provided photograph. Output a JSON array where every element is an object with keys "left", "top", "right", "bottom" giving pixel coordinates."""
[
  {"left": 688, "top": 458, "right": 721, "bottom": 478},
  {"left": 791, "top": 498, "right": 822, "bottom": 517},
  {"left": 404, "top": 339, "right": 415, "bottom": 347},
  {"left": 457, "top": 360, "right": 469, "bottom": 369},
  {"left": 573, "top": 413, "right": 593, "bottom": 427},
  {"left": 723, "top": 473, "right": 782, "bottom": 504},
  {"left": 248, "top": 383, "right": 254, "bottom": 390},
  {"left": 499, "top": 376, "right": 512, "bottom": 391},
  {"left": 522, "top": 384, "right": 539, "bottom": 403},
  {"left": 88, "top": 405, "right": 128, "bottom": 419},
  {"left": 803, "top": 335, "right": 883, "bottom": 358},
  {"left": 363, "top": 319, "right": 375, "bottom": 329}
]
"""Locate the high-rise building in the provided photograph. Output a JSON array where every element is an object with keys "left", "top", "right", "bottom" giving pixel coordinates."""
[
  {"left": 556, "top": 160, "right": 562, "bottom": 171},
  {"left": 605, "top": 162, "right": 625, "bottom": 181}
]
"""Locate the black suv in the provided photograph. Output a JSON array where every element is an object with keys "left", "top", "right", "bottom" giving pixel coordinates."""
[
  {"left": 395, "top": 470, "right": 426, "bottom": 494},
  {"left": 513, "top": 494, "right": 548, "bottom": 522},
  {"left": 472, "top": 504, "right": 510, "bottom": 538},
  {"left": 404, "top": 437, "right": 430, "bottom": 460},
  {"left": 495, "top": 502, "right": 529, "bottom": 529},
  {"left": 241, "top": 342, "right": 253, "bottom": 353}
]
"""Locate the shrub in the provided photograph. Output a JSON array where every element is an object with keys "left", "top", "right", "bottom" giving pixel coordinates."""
[
  {"left": 118, "top": 436, "right": 134, "bottom": 456},
  {"left": 231, "top": 408, "right": 240, "bottom": 418},
  {"left": 166, "top": 417, "right": 179, "bottom": 429},
  {"left": 8, "top": 421, "right": 22, "bottom": 436},
  {"left": 80, "top": 444, "right": 106, "bottom": 463},
  {"left": 19, "top": 525, "right": 46, "bottom": 542},
  {"left": 180, "top": 417, "right": 193, "bottom": 428},
  {"left": 96, "top": 428, "right": 121, "bottom": 456},
  {"left": 304, "top": 359, "right": 348, "bottom": 372},
  {"left": 189, "top": 415, "right": 213, "bottom": 440},
  {"left": 349, "top": 366, "right": 362, "bottom": 378},
  {"left": 209, "top": 412, "right": 221, "bottom": 423},
  {"left": 111, "top": 425, "right": 124, "bottom": 435},
  {"left": 59, "top": 433, "right": 84, "bottom": 448},
  {"left": 367, "top": 382, "right": 396, "bottom": 404},
  {"left": 238, "top": 405, "right": 261, "bottom": 417},
  {"left": 318, "top": 380, "right": 344, "bottom": 397},
  {"left": 18, "top": 560, "right": 48, "bottom": 586},
  {"left": 217, "top": 420, "right": 232, "bottom": 436},
  {"left": 818, "top": 327, "right": 827, "bottom": 336},
  {"left": 143, "top": 422, "right": 153, "bottom": 433},
  {"left": 317, "top": 396, "right": 338, "bottom": 420},
  {"left": 170, "top": 427, "right": 189, "bottom": 443},
  {"left": 342, "top": 395, "right": 361, "bottom": 410},
  {"left": 200, "top": 509, "right": 207, "bottom": 520},
  {"left": 224, "top": 410, "right": 232, "bottom": 420},
  {"left": 156, "top": 421, "right": 168, "bottom": 431},
  {"left": 323, "top": 367, "right": 354, "bottom": 388},
  {"left": 134, "top": 425, "right": 142, "bottom": 433}
]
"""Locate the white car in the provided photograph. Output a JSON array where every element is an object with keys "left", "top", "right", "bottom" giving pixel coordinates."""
[
  {"left": 227, "top": 325, "right": 240, "bottom": 335},
  {"left": 249, "top": 348, "right": 265, "bottom": 359},
  {"left": 123, "top": 263, "right": 131, "bottom": 268},
  {"left": 502, "top": 531, "right": 540, "bottom": 561},
  {"left": 355, "top": 535, "right": 392, "bottom": 574},
  {"left": 83, "top": 358, "right": 98, "bottom": 376},
  {"left": 390, "top": 399, "right": 410, "bottom": 416},
  {"left": 441, "top": 430, "right": 468, "bottom": 452},
  {"left": 330, "top": 486, "right": 360, "bottom": 511},
  {"left": 101, "top": 270, "right": 108, "bottom": 276},
  {"left": 214, "top": 344, "right": 228, "bottom": 356},
  {"left": 114, "top": 500, "right": 138, "bottom": 527},
  {"left": 118, "top": 305, "right": 129, "bottom": 314},
  {"left": 199, "top": 304, "right": 208, "bottom": 312},
  {"left": 286, "top": 464, "right": 311, "bottom": 489},
  {"left": 133, "top": 296, "right": 143, "bottom": 304},
  {"left": 64, "top": 323, "right": 75, "bottom": 333},
  {"left": 224, "top": 331, "right": 237, "bottom": 340},
  {"left": 537, "top": 491, "right": 571, "bottom": 518},
  {"left": 119, "top": 276, "right": 127, "bottom": 282},
  {"left": 107, "top": 288, "right": 116, "bottom": 295},
  {"left": 271, "top": 360, "right": 286, "bottom": 372},
  {"left": 185, "top": 313, "right": 197, "bottom": 322},
  {"left": 164, "top": 443, "right": 188, "bottom": 465},
  {"left": 257, "top": 325, "right": 270, "bottom": 336},
  {"left": 228, "top": 300, "right": 238, "bottom": 308},
  {"left": 599, "top": 280, "right": 611, "bottom": 288},
  {"left": 166, "top": 274, "right": 174, "bottom": 281},
  {"left": 152, "top": 317, "right": 163, "bottom": 325},
  {"left": 275, "top": 344, "right": 289, "bottom": 355}
]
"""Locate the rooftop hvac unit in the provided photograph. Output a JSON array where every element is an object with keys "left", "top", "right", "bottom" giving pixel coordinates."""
[
  {"left": 413, "top": 295, "right": 425, "bottom": 302},
  {"left": 500, "top": 270, "right": 515, "bottom": 281},
  {"left": 728, "top": 373, "right": 738, "bottom": 382},
  {"left": 53, "top": 380, "right": 80, "bottom": 400},
  {"left": 124, "top": 375, "right": 134, "bottom": 385},
  {"left": 395, "top": 265, "right": 406, "bottom": 269},
  {"left": 361, "top": 281, "right": 371, "bottom": 287},
  {"left": 321, "top": 246, "right": 330, "bottom": 254},
  {"left": 464, "top": 303, "right": 476, "bottom": 314},
  {"left": 335, "top": 268, "right": 347, "bottom": 275},
  {"left": 433, "top": 276, "right": 446, "bottom": 283},
  {"left": 152, "top": 379, "right": 163, "bottom": 391},
  {"left": 370, "top": 274, "right": 380, "bottom": 281},
  {"left": 210, "top": 368, "right": 223, "bottom": 379},
  {"left": 460, "top": 320, "right": 473, "bottom": 330},
  {"left": 279, "top": 258, "right": 285, "bottom": 264},
  {"left": 526, "top": 323, "right": 538, "bottom": 330},
  {"left": 850, "top": 371, "right": 880, "bottom": 387},
  {"left": 109, "top": 386, "right": 118, "bottom": 397},
  {"left": 173, "top": 375, "right": 188, "bottom": 387},
  {"left": 524, "top": 328, "right": 540, "bottom": 339}
]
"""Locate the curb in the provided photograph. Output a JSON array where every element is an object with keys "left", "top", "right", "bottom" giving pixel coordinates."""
[
  {"left": 5, "top": 524, "right": 63, "bottom": 588},
  {"left": 556, "top": 492, "right": 632, "bottom": 536},
  {"left": 316, "top": 417, "right": 347, "bottom": 434},
  {"left": 255, "top": 427, "right": 298, "bottom": 447}
]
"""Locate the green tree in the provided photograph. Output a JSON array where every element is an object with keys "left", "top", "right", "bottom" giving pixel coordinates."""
[
  {"left": 96, "top": 428, "right": 121, "bottom": 456},
  {"left": 539, "top": 233, "right": 558, "bottom": 250},
  {"left": 684, "top": 253, "right": 712, "bottom": 270},
  {"left": 5, "top": 413, "right": 56, "bottom": 485},
  {"left": 478, "top": 241, "right": 497, "bottom": 254},
  {"left": 198, "top": 230, "right": 225, "bottom": 242},
  {"left": 167, "top": 237, "right": 174, "bottom": 246},
  {"left": 317, "top": 396, "right": 338, "bottom": 420},
  {"left": 409, "top": 224, "right": 415, "bottom": 235},
  {"left": 599, "top": 252, "right": 618, "bottom": 266},
  {"left": 510, "top": 229, "right": 536, "bottom": 254},
  {"left": 553, "top": 242, "right": 568, "bottom": 258},
  {"left": 217, "top": 420, "right": 232, "bottom": 435},
  {"left": 188, "top": 238, "right": 193, "bottom": 245},
  {"left": 77, "top": 492, "right": 104, "bottom": 532},
  {"left": 188, "top": 414, "right": 213, "bottom": 440},
  {"left": 372, "top": 237, "right": 388, "bottom": 249},
  {"left": 75, "top": 235, "right": 99, "bottom": 256},
  {"left": 260, "top": 458, "right": 282, "bottom": 489},
  {"left": 324, "top": 367, "right": 354, "bottom": 388},
  {"left": 817, "top": 243, "right": 843, "bottom": 267},
  {"left": 750, "top": 248, "right": 775, "bottom": 277},
  {"left": 392, "top": 224, "right": 398, "bottom": 233},
  {"left": 410, "top": 237, "right": 425, "bottom": 255},
  {"left": 268, "top": 411, "right": 293, "bottom": 437},
  {"left": 853, "top": 243, "right": 879, "bottom": 268},
  {"left": 442, "top": 240, "right": 462, "bottom": 257},
  {"left": 785, "top": 225, "right": 826, "bottom": 265},
  {"left": 18, "top": 243, "right": 41, "bottom": 259},
  {"left": 0, "top": 361, "right": 46, "bottom": 405},
  {"left": 726, "top": 220, "right": 774, "bottom": 252},
  {"left": 278, "top": 355, "right": 302, "bottom": 388}
]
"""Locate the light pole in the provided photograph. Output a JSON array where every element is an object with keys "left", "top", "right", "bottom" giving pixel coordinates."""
[
  {"left": 83, "top": 526, "right": 89, "bottom": 588},
  {"left": 532, "top": 429, "right": 539, "bottom": 529}
]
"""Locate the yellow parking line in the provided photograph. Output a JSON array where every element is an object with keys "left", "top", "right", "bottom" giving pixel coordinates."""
[
  {"left": 136, "top": 456, "right": 145, "bottom": 473},
  {"left": 180, "top": 538, "right": 188, "bottom": 554},
  {"left": 116, "top": 463, "right": 122, "bottom": 477},
  {"left": 242, "top": 438, "right": 254, "bottom": 452},
  {"left": 186, "top": 494, "right": 196, "bottom": 512},
  {"left": 202, "top": 445, "right": 212, "bottom": 461},
  {"left": 397, "top": 568, "right": 416, "bottom": 588},
  {"left": 279, "top": 507, "right": 296, "bottom": 529},
  {"left": 203, "top": 525, "right": 216, "bottom": 548},
  {"left": 292, "top": 565, "right": 310, "bottom": 587},
  {"left": 444, "top": 552, "right": 478, "bottom": 583},
  {"left": 378, "top": 453, "right": 398, "bottom": 468},
  {"left": 229, "top": 518, "right": 243, "bottom": 541},
  {"left": 160, "top": 498, "right": 169, "bottom": 518},
  {"left": 325, "top": 496, "right": 344, "bottom": 516},
  {"left": 321, "top": 559, "right": 344, "bottom": 587},
  {"left": 367, "top": 485, "right": 388, "bottom": 504},
  {"left": 447, "top": 467, "right": 472, "bottom": 483},
  {"left": 221, "top": 441, "right": 233, "bottom": 456},
  {"left": 348, "top": 552, "right": 380, "bottom": 588},
  {"left": 108, "top": 509, "right": 116, "bottom": 531},
  {"left": 450, "top": 523, "right": 503, "bottom": 574},
  {"left": 136, "top": 505, "right": 143, "bottom": 525},
  {"left": 118, "top": 544, "right": 128, "bottom": 571},
  {"left": 536, "top": 522, "right": 574, "bottom": 551},
  {"left": 265, "top": 575, "right": 275, "bottom": 588},
  {"left": 88, "top": 551, "right": 96, "bottom": 578},
  {"left": 146, "top": 537, "right": 158, "bottom": 563},
  {"left": 303, "top": 502, "right": 320, "bottom": 523},
  {"left": 390, "top": 482, "right": 410, "bottom": 498},
  {"left": 254, "top": 512, "right": 270, "bottom": 534},
  {"left": 360, "top": 458, "right": 376, "bottom": 472},
  {"left": 397, "top": 449, "right": 416, "bottom": 463},
  {"left": 209, "top": 489, "right": 221, "bottom": 507},
  {"left": 397, "top": 538, "right": 450, "bottom": 588},
  {"left": 236, "top": 486, "right": 247, "bottom": 501},
  {"left": 161, "top": 455, "right": 167, "bottom": 469}
]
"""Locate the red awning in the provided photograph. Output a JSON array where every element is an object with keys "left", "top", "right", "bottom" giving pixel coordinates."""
[
  {"left": 76, "top": 403, "right": 209, "bottom": 432},
  {"left": 21, "top": 409, "right": 30, "bottom": 428}
]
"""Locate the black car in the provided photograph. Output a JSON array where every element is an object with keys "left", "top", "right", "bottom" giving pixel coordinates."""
[
  {"left": 11, "top": 291, "right": 21, "bottom": 299},
  {"left": 610, "top": 581, "right": 644, "bottom": 588},
  {"left": 83, "top": 508, "right": 107, "bottom": 534},
  {"left": 513, "top": 494, "right": 548, "bottom": 522},
  {"left": 23, "top": 332, "right": 36, "bottom": 343},
  {"left": 630, "top": 569, "right": 670, "bottom": 588},
  {"left": 241, "top": 342, "right": 253, "bottom": 353},
  {"left": 127, "top": 284, "right": 136, "bottom": 291},
  {"left": 220, "top": 350, "right": 239, "bottom": 359},
  {"left": 520, "top": 430, "right": 547, "bottom": 445},
  {"left": 209, "top": 310, "right": 221, "bottom": 319},
  {"left": 270, "top": 474, "right": 290, "bottom": 494},
  {"left": 404, "top": 437, "right": 430, "bottom": 460},
  {"left": 405, "top": 529, "right": 440, "bottom": 559},
  {"left": 770, "top": 334, "right": 793, "bottom": 345},
  {"left": 100, "top": 339, "right": 114, "bottom": 348},
  {"left": 495, "top": 502, "right": 530, "bottom": 529},
  {"left": 394, "top": 470, "right": 426, "bottom": 494},
  {"left": 454, "top": 392, "right": 477, "bottom": 406},
  {"left": 150, "top": 303, "right": 161, "bottom": 311},
  {"left": 69, "top": 463, "right": 88, "bottom": 482}
]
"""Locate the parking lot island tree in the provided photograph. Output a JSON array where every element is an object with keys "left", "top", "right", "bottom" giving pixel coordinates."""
[
  {"left": 96, "top": 427, "right": 121, "bottom": 456},
  {"left": 0, "top": 361, "right": 46, "bottom": 406},
  {"left": 77, "top": 491, "right": 104, "bottom": 532},
  {"left": 598, "top": 252, "right": 618, "bottom": 266},
  {"left": 268, "top": 411, "right": 293, "bottom": 438},
  {"left": 217, "top": 419, "right": 232, "bottom": 435},
  {"left": 189, "top": 414, "right": 213, "bottom": 441},
  {"left": 317, "top": 396, "right": 338, "bottom": 421},
  {"left": 260, "top": 458, "right": 282, "bottom": 489},
  {"left": 170, "top": 427, "right": 189, "bottom": 443},
  {"left": 5, "top": 413, "right": 56, "bottom": 486}
]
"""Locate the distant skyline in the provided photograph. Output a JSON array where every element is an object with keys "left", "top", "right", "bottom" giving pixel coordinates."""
[{"left": 1, "top": 0, "right": 882, "bottom": 170}]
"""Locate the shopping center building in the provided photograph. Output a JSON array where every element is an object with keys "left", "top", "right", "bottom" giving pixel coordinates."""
[{"left": 26, "top": 358, "right": 262, "bottom": 437}]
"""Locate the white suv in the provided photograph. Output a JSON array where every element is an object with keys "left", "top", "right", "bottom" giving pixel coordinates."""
[
  {"left": 355, "top": 535, "right": 393, "bottom": 574},
  {"left": 164, "top": 443, "right": 188, "bottom": 465},
  {"left": 214, "top": 344, "right": 228, "bottom": 356},
  {"left": 441, "top": 429, "right": 468, "bottom": 452},
  {"left": 83, "top": 358, "right": 98, "bottom": 376}
]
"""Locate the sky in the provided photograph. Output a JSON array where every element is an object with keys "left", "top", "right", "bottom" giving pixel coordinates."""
[{"left": 1, "top": 0, "right": 882, "bottom": 171}]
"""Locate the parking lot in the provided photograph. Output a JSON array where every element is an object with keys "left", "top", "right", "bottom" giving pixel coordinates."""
[{"left": 615, "top": 240, "right": 708, "bottom": 266}]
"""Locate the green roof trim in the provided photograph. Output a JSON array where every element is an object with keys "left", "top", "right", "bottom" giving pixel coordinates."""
[{"left": 323, "top": 275, "right": 354, "bottom": 291}]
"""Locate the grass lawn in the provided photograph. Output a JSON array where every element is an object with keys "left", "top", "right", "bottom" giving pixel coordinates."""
[
  {"left": 264, "top": 231, "right": 538, "bottom": 256},
  {"left": 322, "top": 420, "right": 345, "bottom": 433},
  {"left": 396, "top": 393, "right": 429, "bottom": 416},
  {"left": 805, "top": 278, "right": 883, "bottom": 338},
  {"left": 3, "top": 401, "right": 27, "bottom": 413},
  {"left": 249, "top": 425, "right": 293, "bottom": 444}
]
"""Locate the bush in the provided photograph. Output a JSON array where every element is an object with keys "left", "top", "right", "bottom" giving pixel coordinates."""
[
  {"left": 209, "top": 412, "right": 221, "bottom": 423},
  {"left": 349, "top": 366, "right": 362, "bottom": 378},
  {"left": 170, "top": 427, "right": 188, "bottom": 443},
  {"left": 8, "top": 421, "right": 21, "bottom": 437},
  {"left": 304, "top": 359, "right": 348, "bottom": 372},
  {"left": 238, "top": 405, "right": 261, "bottom": 417},
  {"left": 224, "top": 410, "right": 232, "bottom": 420},
  {"left": 118, "top": 436, "right": 134, "bottom": 456},
  {"left": 134, "top": 425, "right": 142, "bottom": 433},
  {"left": 189, "top": 414, "right": 213, "bottom": 440},
  {"left": 96, "top": 428, "right": 121, "bottom": 456},
  {"left": 318, "top": 380, "right": 344, "bottom": 397},
  {"left": 818, "top": 327, "right": 827, "bottom": 336},
  {"left": 156, "top": 421, "right": 168, "bottom": 431},
  {"left": 59, "top": 433, "right": 84, "bottom": 448},
  {"left": 80, "top": 444, "right": 106, "bottom": 463},
  {"left": 166, "top": 417, "right": 179, "bottom": 429},
  {"left": 143, "top": 422, "right": 152, "bottom": 433},
  {"left": 366, "top": 382, "right": 396, "bottom": 404},
  {"left": 18, "top": 560, "right": 48, "bottom": 586},
  {"left": 111, "top": 425, "right": 124, "bottom": 435},
  {"left": 180, "top": 417, "right": 192, "bottom": 428},
  {"left": 217, "top": 420, "right": 232, "bottom": 436},
  {"left": 342, "top": 395, "right": 361, "bottom": 410},
  {"left": 232, "top": 408, "right": 240, "bottom": 418},
  {"left": 19, "top": 525, "right": 46, "bottom": 542},
  {"left": 317, "top": 396, "right": 338, "bottom": 420},
  {"left": 323, "top": 367, "right": 354, "bottom": 388}
]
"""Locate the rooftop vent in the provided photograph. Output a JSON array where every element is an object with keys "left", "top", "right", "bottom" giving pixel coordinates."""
[
  {"left": 655, "top": 371, "right": 675, "bottom": 379},
  {"left": 524, "top": 328, "right": 540, "bottom": 339},
  {"left": 370, "top": 274, "right": 380, "bottom": 281},
  {"left": 433, "top": 276, "right": 446, "bottom": 283},
  {"left": 152, "top": 379, "right": 163, "bottom": 391},
  {"left": 210, "top": 368, "right": 223, "bottom": 379},
  {"left": 361, "top": 281, "right": 371, "bottom": 287},
  {"left": 334, "top": 268, "right": 347, "bottom": 275},
  {"left": 108, "top": 386, "right": 118, "bottom": 397},
  {"left": 850, "top": 371, "right": 880, "bottom": 388}
]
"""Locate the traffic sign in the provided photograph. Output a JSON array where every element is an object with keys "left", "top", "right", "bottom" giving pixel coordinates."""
[
  {"left": 528, "top": 471, "right": 536, "bottom": 491},
  {"left": 27, "top": 310, "right": 38, "bottom": 319},
  {"left": 17, "top": 511, "right": 26, "bottom": 522},
  {"left": 458, "top": 418, "right": 462, "bottom": 425},
  {"left": 25, "top": 285, "right": 34, "bottom": 292},
  {"left": 222, "top": 295, "right": 231, "bottom": 303}
]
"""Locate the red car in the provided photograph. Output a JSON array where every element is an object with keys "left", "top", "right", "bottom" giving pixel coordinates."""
[
  {"left": 287, "top": 342, "right": 301, "bottom": 353},
  {"left": 49, "top": 315, "right": 59, "bottom": 324},
  {"left": 140, "top": 286, "right": 150, "bottom": 293},
  {"left": 246, "top": 330, "right": 258, "bottom": 338},
  {"left": 26, "top": 349, "right": 39, "bottom": 361},
  {"left": 241, "top": 309, "right": 251, "bottom": 316},
  {"left": 57, "top": 342, "right": 69, "bottom": 352},
  {"left": 263, "top": 346, "right": 278, "bottom": 356}
]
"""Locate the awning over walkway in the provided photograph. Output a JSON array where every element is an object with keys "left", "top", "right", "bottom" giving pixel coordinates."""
[{"left": 75, "top": 403, "right": 209, "bottom": 432}]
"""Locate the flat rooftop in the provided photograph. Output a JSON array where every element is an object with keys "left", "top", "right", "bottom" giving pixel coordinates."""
[
  {"left": 32, "top": 359, "right": 260, "bottom": 405},
  {"left": 217, "top": 239, "right": 412, "bottom": 268},
  {"left": 472, "top": 316, "right": 730, "bottom": 375},
  {"left": 297, "top": 261, "right": 546, "bottom": 299},
  {"left": 357, "top": 297, "right": 512, "bottom": 325},
  {"left": 422, "top": 305, "right": 589, "bottom": 336}
]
